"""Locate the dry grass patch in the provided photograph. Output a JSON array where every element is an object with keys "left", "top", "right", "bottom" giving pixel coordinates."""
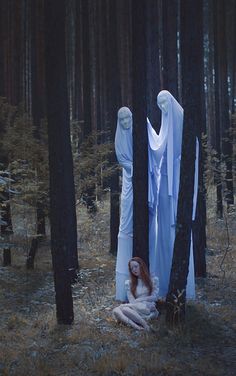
[{"left": 0, "top": 197, "right": 235, "bottom": 375}]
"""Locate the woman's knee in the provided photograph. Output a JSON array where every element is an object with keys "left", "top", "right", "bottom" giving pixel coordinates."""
[{"left": 113, "top": 307, "right": 121, "bottom": 318}]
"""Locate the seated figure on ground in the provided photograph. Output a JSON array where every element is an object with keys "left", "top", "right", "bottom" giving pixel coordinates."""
[{"left": 113, "top": 257, "right": 159, "bottom": 331}]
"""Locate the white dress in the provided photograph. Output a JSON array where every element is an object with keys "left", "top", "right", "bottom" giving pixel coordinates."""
[
  {"left": 115, "top": 113, "right": 133, "bottom": 301},
  {"left": 122, "top": 277, "right": 159, "bottom": 320}
]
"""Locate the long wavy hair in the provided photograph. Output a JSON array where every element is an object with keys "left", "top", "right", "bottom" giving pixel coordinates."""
[{"left": 128, "top": 257, "right": 153, "bottom": 298}]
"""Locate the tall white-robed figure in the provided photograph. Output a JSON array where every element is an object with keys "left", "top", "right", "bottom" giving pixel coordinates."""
[
  {"left": 115, "top": 107, "right": 133, "bottom": 301},
  {"left": 115, "top": 107, "right": 160, "bottom": 300},
  {"left": 150, "top": 90, "right": 197, "bottom": 299}
]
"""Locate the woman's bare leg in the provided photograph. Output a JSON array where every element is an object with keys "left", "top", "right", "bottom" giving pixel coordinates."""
[
  {"left": 113, "top": 307, "right": 144, "bottom": 330},
  {"left": 121, "top": 306, "right": 150, "bottom": 331}
]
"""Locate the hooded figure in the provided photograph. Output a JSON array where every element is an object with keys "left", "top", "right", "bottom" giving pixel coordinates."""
[
  {"left": 115, "top": 107, "right": 133, "bottom": 301},
  {"left": 148, "top": 90, "right": 198, "bottom": 299}
]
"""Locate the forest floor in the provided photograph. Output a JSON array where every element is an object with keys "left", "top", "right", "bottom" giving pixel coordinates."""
[{"left": 0, "top": 196, "right": 236, "bottom": 376}]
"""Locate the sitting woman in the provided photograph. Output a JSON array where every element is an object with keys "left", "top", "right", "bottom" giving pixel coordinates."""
[{"left": 113, "top": 257, "right": 159, "bottom": 331}]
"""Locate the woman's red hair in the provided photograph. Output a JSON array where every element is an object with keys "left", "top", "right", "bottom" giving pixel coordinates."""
[{"left": 128, "top": 257, "right": 153, "bottom": 298}]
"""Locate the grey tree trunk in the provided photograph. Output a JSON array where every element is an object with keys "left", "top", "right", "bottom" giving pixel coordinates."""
[{"left": 132, "top": 0, "right": 149, "bottom": 267}]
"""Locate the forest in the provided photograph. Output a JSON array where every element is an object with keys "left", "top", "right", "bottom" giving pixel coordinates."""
[{"left": 0, "top": 0, "right": 235, "bottom": 375}]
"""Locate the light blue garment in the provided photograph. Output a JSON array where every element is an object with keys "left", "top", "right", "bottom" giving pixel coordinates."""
[
  {"left": 150, "top": 91, "right": 197, "bottom": 299},
  {"left": 147, "top": 118, "right": 159, "bottom": 278},
  {"left": 156, "top": 144, "right": 198, "bottom": 299},
  {"left": 115, "top": 107, "right": 133, "bottom": 301}
]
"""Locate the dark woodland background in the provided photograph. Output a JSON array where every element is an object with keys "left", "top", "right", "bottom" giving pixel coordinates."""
[{"left": 0, "top": 0, "right": 235, "bottom": 374}]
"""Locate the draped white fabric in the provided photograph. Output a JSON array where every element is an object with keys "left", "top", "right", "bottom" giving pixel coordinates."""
[
  {"left": 115, "top": 108, "right": 159, "bottom": 300},
  {"left": 148, "top": 90, "right": 197, "bottom": 299},
  {"left": 115, "top": 107, "right": 133, "bottom": 301},
  {"left": 114, "top": 97, "right": 198, "bottom": 301}
]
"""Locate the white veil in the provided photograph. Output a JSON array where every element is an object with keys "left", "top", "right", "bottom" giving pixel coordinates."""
[
  {"left": 156, "top": 90, "right": 184, "bottom": 197},
  {"left": 115, "top": 107, "right": 133, "bottom": 177}
]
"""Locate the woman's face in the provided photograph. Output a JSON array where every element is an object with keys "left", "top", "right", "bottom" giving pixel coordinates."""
[
  {"left": 119, "top": 112, "right": 132, "bottom": 129},
  {"left": 130, "top": 260, "right": 141, "bottom": 277}
]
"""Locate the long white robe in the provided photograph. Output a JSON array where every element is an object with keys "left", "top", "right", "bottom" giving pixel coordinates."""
[
  {"left": 148, "top": 90, "right": 198, "bottom": 299},
  {"left": 115, "top": 113, "right": 133, "bottom": 301},
  {"left": 115, "top": 114, "right": 159, "bottom": 301}
]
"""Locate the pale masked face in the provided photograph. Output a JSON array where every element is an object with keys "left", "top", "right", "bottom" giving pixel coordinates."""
[
  {"left": 157, "top": 94, "right": 168, "bottom": 114},
  {"left": 119, "top": 112, "right": 132, "bottom": 129},
  {"left": 130, "top": 261, "right": 141, "bottom": 277}
]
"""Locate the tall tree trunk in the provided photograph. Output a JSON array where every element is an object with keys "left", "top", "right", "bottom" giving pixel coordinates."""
[
  {"left": 230, "top": 1, "right": 236, "bottom": 140},
  {"left": 0, "top": 2, "right": 14, "bottom": 267},
  {"left": 80, "top": 0, "right": 96, "bottom": 212},
  {"left": 12, "top": 0, "right": 22, "bottom": 105},
  {"left": 31, "top": 0, "right": 47, "bottom": 227},
  {"left": 31, "top": 0, "right": 45, "bottom": 129},
  {"left": 146, "top": 0, "right": 161, "bottom": 128},
  {"left": 166, "top": 0, "right": 203, "bottom": 324},
  {"left": 96, "top": 0, "right": 107, "bottom": 135},
  {"left": 1, "top": 191, "right": 13, "bottom": 267},
  {"left": 161, "top": 0, "right": 179, "bottom": 99},
  {"left": 0, "top": 0, "right": 4, "bottom": 97},
  {"left": 204, "top": 0, "right": 216, "bottom": 148},
  {"left": 193, "top": 142, "right": 207, "bottom": 277},
  {"left": 75, "top": 0, "right": 84, "bottom": 123},
  {"left": 132, "top": 0, "right": 149, "bottom": 267},
  {"left": 104, "top": 1, "right": 121, "bottom": 255},
  {"left": 225, "top": 0, "right": 236, "bottom": 116},
  {"left": 23, "top": 0, "right": 32, "bottom": 115},
  {"left": 27, "top": 0, "right": 46, "bottom": 269},
  {"left": 216, "top": 0, "right": 234, "bottom": 206},
  {"left": 65, "top": 0, "right": 76, "bottom": 122},
  {"left": 81, "top": 0, "right": 92, "bottom": 140},
  {"left": 116, "top": 0, "right": 132, "bottom": 108},
  {"left": 213, "top": 1, "right": 223, "bottom": 218},
  {"left": 45, "top": 0, "right": 78, "bottom": 324},
  {"left": 192, "top": 0, "right": 207, "bottom": 278},
  {"left": 229, "top": 0, "right": 236, "bottom": 119}
]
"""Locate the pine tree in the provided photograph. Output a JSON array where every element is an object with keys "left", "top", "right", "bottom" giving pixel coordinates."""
[{"left": 44, "top": 0, "right": 78, "bottom": 324}]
